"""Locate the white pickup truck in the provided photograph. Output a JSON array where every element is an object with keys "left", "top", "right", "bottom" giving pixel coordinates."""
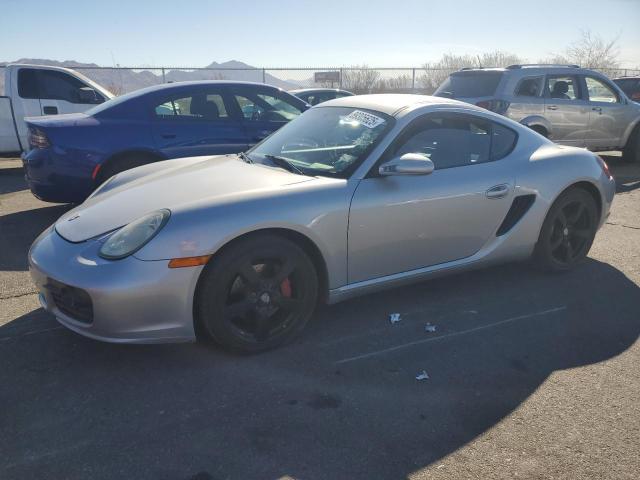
[{"left": 0, "top": 64, "right": 114, "bottom": 155}]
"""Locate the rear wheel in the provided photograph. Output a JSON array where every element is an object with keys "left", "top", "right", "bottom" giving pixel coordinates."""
[
  {"left": 623, "top": 125, "right": 640, "bottom": 163},
  {"left": 195, "top": 234, "right": 318, "bottom": 353},
  {"left": 529, "top": 125, "right": 549, "bottom": 138},
  {"left": 96, "top": 152, "right": 159, "bottom": 186},
  {"left": 533, "top": 188, "right": 598, "bottom": 272}
]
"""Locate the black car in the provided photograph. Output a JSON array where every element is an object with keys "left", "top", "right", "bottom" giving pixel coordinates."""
[
  {"left": 613, "top": 77, "right": 640, "bottom": 102},
  {"left": 290, "top": 88, "right": 354, "bottom": 105}
]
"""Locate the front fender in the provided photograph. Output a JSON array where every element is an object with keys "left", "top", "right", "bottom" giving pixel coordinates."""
[{"left": 134, "top": 179, "right": 356, "bottom": 290}]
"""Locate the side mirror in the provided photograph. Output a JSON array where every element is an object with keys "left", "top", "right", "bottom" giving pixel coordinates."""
[
  {"left": 78, "top": 87, "right": 102, "bottom": 104},
  {"left": 379, "top": 153, "right": 435, "bottom": 176}
]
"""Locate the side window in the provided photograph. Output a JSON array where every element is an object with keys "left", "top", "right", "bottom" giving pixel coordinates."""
[
  {"left": 18, "top": 69, "right": 39, "bottom": 98},
  {"left": 154, "top": 92, "right": 229, "bottom": 120},
  {"left": 258, "top": 93, "right": 302, "bottom": 119},
  {"left": 585, "top": 77, "right": 619, "bottom": 103},
  {"left": 546, "top": 75, "right": 580, "bottom": 101},
  {"left": 391, "top": 115, "right": 492, "bottom": 170},
  {"left": 234, "top": 91, "right": 302, "bottom": 122},
  {"left": 515, "top": 76, "right": 543, "bottom": 97},
  {"left": 490, "top": 123, "right": 518, "bottom": 160},
  {"left": 38, "top": 70, "right": 89, "bottom": 103}
]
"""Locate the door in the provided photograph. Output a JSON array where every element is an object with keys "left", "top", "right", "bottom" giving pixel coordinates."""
[
  {"left": 151, "top": 87, "right": 248, "bottom": 158},
  {"left": 14, "top": 68, "right": 43, "bottom": 147},
  {"left": 348, "top": 114, "right": 518, "bottom": 283},
  {"left": 583, "top": 75, "right": 629, "bottom": 149},
  {"left": 33, "top": 69, "right": 105, "bottom": 115},
  {"left": 544, "top": 74, "right": 590, "bottom": 146},
  {"left": 232, "top": 87, "right": 304, "bottom": 146}
]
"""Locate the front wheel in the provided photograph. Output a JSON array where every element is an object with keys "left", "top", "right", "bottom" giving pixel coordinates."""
[
  {"left": 533, "top": 188, "right": 598, "bottom": 272},
  {"left": 195, "top": 234, "right": 318, "bottom": 353},
  {"left": 623, "top": 126, "right": 640, "bottom": 163}
]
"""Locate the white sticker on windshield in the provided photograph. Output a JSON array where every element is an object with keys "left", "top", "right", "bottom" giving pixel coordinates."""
[{"left": 344, "top": 110, "right": 385, "bottom": 129}]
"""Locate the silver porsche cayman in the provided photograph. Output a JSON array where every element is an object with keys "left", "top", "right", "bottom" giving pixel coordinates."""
[{"left": 29, "top": 94, "right": 616, "bottom": 352}]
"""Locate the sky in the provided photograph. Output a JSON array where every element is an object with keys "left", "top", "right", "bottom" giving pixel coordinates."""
[{"left": 1, "top": 0, "right": 639, "bottom": 68}]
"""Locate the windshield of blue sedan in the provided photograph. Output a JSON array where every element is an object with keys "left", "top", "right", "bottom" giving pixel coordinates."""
[{"left": 247, "top": 106, "right": 392, "bottom": 177}]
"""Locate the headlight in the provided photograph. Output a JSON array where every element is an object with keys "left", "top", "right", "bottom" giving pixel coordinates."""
[{"left": 99, "top": 209, "right": 170, "bottom": 260}]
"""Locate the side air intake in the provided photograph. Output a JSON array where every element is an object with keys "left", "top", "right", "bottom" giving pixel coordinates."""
[{"left": 496, "top": 194, "right": 536, "bottom": 236}]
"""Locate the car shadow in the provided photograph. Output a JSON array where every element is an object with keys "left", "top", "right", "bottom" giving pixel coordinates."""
[
  {"left": 1, "top": 258, "right": 638, "bottom": 480},
  {"left": 0, "top": 204, "right": 71, "bottom": 271},
  {"left": 0, "top": 165, "right": 28, "bottom": 195}
]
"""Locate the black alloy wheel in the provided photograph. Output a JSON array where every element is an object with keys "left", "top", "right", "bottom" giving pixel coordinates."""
[{"left": 195, "top": 234, "right": 318, "bottom": 353}]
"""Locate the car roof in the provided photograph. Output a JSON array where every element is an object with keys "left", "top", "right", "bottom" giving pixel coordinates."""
[
  {"left": 317, "top": 94, "right": 476, "bottom": 116},
  {"left": 290, "top": 88, "right": 352, "bottom": 94},
  {"left": 453, "top": 65, "right": 604, "bottom": 77},
  {"left": 118, "top": 80, "right": 283, "bottom": 98}
]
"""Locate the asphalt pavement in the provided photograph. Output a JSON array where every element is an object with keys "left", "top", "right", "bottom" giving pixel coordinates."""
[{"left": 1, "top": 156, "right": 639, "bottom": 480}]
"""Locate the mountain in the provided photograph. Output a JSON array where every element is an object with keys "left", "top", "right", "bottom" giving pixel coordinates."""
[{"left": 0, "top": 59, "right": 301, "bottom": 95}]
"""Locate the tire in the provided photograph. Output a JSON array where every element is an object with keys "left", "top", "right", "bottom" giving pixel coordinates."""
[
  {"left": 530, "top": 125, "right": 549, "bottom": 138},
  {"left": 622, "top": 125, "right": 640, "bottom": 163},
  {"left": 195, "top": 233, "right": 318, "bottom": 353},
  {"left": 96, "top": 153, "right": 158, "bottom": 186},
  {"left": 533, "top": 188, "right": 598, "bottom": 272}
]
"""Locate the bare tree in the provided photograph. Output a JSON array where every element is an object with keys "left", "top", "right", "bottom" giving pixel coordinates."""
[
  {"left": 540, "top": 29, "right": 620, "bottom": 70},
  {"left": 341, "top": 65, "right": 381, "bottom": 94},
  {"left": 419, "top": 51, "right": 523, "bottom": 92},
  {"left": 375, "top": 74, "right": 413, "bottom": 93}
]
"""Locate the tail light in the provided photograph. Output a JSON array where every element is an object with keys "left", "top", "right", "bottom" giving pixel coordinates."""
[
  {"left": 596, "top": 155, "right": 613, "bottom": 180},
  {"left": 28, "top": 127, "right": 50, "bottom": 149},
  {"left": 475, "top": 99, "right": 510, "bottom": 115}
]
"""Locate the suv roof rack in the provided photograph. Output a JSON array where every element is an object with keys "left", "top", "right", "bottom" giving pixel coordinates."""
[{"left": 507, "top": 64, "right": 580, "bottom": 69}]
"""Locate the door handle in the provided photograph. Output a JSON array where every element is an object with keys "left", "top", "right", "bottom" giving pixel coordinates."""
[
  {"left": 43, "top": 106, "right": 58, "bottom": 115},
  {"left": 486, "top": 184, "right": 510, "bottom": 199},
  {"left": 547, "top": 105, "right": 558, "bottom": 111},
  {"left": 592, "top": 107, "right": 602, "bottom": 113},
  {"left": 161, "top": 133, "right": 176, "bottom": 139}
]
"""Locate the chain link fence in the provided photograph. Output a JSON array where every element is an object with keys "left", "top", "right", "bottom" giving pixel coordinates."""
[{"left": 1, "top": 65, "right": 639, "bottom": 96}]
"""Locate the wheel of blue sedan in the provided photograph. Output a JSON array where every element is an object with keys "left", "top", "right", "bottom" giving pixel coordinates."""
[
  {"left": 534, "top": 188, "right": 598, "bottom": 271},
  {"left": 195, "top": 234, "right": 318, "bottom": 353}
]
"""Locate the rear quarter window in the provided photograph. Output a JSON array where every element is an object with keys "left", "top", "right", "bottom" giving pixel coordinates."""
[
  {"left": 490, "top": 123, "right": 518, "bottom": 160},
  {"left": 435, "top": 72, "right": 504, "bottom": 98}
]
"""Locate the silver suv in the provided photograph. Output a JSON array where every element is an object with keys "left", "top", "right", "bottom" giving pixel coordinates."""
[{"left": 435, "top": 64, "right": 640, "bottom": 162}]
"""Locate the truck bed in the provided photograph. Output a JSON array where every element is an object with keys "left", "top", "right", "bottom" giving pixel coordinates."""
[{"left": 0, "top": 96, "right": 22, "bottom": 155}]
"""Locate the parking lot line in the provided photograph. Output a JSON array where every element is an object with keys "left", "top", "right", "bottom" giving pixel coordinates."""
[{"left": 334, "top": 305, "right": 567, "bottom": 365}]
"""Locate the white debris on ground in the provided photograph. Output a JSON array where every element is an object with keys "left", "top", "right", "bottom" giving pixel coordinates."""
[
  {"left": 415, "top": 370, "right": 430, "bottom": 381},
  {"left": 424, "top": 323, "right": 437, "bottom": 333},
  {"left": 389, "top": 313, "right": 401, "bottom": 324}
]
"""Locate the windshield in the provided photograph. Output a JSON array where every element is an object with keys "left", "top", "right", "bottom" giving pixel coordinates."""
[
  {"left": 247, "top": 106, "right": 392, "bottom": 178},
  {"left": 435, "top": 71, "right": 504, "bottom": 98}
]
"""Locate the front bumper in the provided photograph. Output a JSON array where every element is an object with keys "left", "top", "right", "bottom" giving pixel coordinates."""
[{"left": 29, "top": 227, "right": 201, "bottom": 343}]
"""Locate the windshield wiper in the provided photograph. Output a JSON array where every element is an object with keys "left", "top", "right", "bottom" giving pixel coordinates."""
[
  {"left": 238, "top": 151, "right": 253, "bottom": 163},
  {"left": 263, "top": 154, "right": 305, "bottom": 175}
]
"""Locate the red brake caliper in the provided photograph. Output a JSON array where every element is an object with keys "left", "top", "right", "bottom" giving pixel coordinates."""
[{"left": 280, "top": 277, "right": 292, "bottom": 298}]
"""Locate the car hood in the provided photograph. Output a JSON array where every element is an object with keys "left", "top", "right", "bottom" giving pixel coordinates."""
[{"left": 55, "top": 155, "right": 315, "bottom": 242}]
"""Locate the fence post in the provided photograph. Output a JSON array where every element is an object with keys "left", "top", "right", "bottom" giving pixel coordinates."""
[
  {"left": 412, "top": 68, "right": 416, "bottom": 92},
  {"left": 262, "top": 68, "right": 266, "bottom": 83},
  {"left": 339, "top": 68, "right": 343, "bottom": 88},
  {"left": 161, "top": 68, "right": 166, "bottom": 84},
  {"left": 624, "top": 69, "right": 628, "bottom": 77}
]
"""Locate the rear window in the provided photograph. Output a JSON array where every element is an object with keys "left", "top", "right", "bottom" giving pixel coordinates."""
[
  {"left": 613, "top": 78, "right": 639, "bottom": 96},
  {"left": 435, "top": 72, "right": 504, "bottom": 98}
]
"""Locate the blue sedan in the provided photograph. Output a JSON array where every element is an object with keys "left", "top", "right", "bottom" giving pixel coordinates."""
[{"left": 23, "top": 81, "right": 309, "bottom": 203}]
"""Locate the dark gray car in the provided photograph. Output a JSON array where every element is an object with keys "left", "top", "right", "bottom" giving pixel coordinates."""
[{"left": 435, "top": 64, "right": 640, "bottom": 162}]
